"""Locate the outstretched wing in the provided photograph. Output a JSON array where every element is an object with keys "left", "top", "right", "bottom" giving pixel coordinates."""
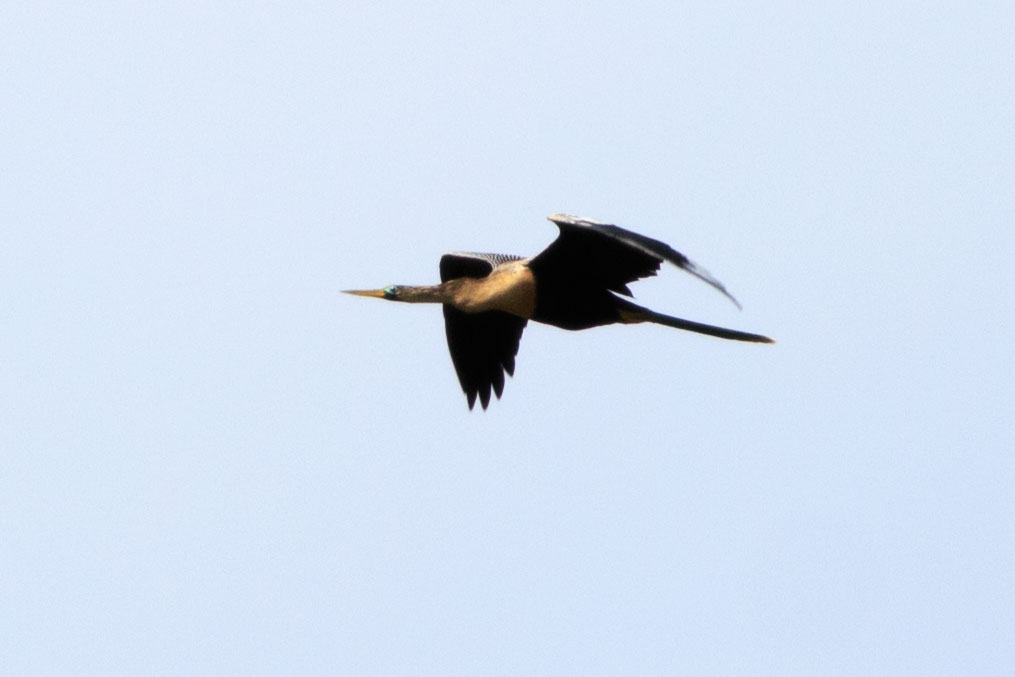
[
  {"left": 443, "top": 306, "right": 526, "bottom": 410},
  {"left": 439, "top": 252, "right": 528, "bottom": 410},
  {"left": 529, "top": 214, "right": 741, "bottom": 308}
]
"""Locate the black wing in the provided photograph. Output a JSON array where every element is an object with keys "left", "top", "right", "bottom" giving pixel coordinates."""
[
  {"left": 439, "top": 252, "right": 528, "bottom": 410},
  {"left": 439, "top": 251, "right": 524, "bottom": 281},
  {"left": 529, "top": 214, "right": 741, "bottom": 308}
]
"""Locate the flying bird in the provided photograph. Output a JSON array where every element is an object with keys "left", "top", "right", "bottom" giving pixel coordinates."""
[{"left": 345, "top": 213, "right": 773, "bottom": 409}]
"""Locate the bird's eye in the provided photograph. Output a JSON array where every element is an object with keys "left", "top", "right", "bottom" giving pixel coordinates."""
[{"left": 383, "top": 285, "right": 397, "bottom": 297}]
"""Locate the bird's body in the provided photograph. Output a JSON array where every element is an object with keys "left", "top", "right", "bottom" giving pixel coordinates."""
[
  {"left": 346, "top": 214, "right": 773, "bottom": 409},
  {"left": 447, "top": 259, "right": 536, "bottom": 317}
]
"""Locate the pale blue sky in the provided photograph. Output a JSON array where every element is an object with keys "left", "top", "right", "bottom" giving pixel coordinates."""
[{"left": 3, "top": 2, "right": 1013, "bottom": 675}]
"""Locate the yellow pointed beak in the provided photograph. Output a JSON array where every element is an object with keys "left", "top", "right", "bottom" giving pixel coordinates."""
[{"left": 343, "top": 288, "right": 388, "bottom": 298}]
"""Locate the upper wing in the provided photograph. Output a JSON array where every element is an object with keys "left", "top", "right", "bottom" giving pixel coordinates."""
[
  {"left": 529, "top": 214, "right": 741, "bottom": 308},
  {"left": 440, "top": 252, "right": 525, "bottom": 282},
  {"left": 439, "top": 251, "right": 528, "bottom": 410}
]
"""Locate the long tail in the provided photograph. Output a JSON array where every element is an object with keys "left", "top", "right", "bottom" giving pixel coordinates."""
[{"left": 619, "top": 304, "right": 774, "bottom": 343}]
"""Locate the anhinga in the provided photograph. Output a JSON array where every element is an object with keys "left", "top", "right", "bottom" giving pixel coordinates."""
[{"left": 346, "top": 214, "right": 773, "bottom": 409}]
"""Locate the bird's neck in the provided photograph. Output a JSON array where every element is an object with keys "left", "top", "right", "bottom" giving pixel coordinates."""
[{"left": 394, "top": 282, "right": 460, "bottom": 304}]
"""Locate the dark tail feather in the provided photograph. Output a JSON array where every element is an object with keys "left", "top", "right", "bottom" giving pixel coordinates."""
[{"left": 620, "top": 305, "right": 774, "bottom": 343}]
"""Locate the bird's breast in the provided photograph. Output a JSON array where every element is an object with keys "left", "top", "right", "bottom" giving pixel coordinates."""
[{"left": 452, "top": 262, "right": 536, "bottom": 318}]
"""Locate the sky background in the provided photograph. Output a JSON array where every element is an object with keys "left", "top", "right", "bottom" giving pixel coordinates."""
[{"left": 3, "top": 2, "right": 1013, "bottom": 675}]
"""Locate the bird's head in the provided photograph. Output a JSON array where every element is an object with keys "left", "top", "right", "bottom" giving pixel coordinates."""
[
  {"left": 343, "top": 284, "right": 451, "bottom": 304},
  {"left": 343, "top": 285, "right": 403, "bottom": 301}
]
